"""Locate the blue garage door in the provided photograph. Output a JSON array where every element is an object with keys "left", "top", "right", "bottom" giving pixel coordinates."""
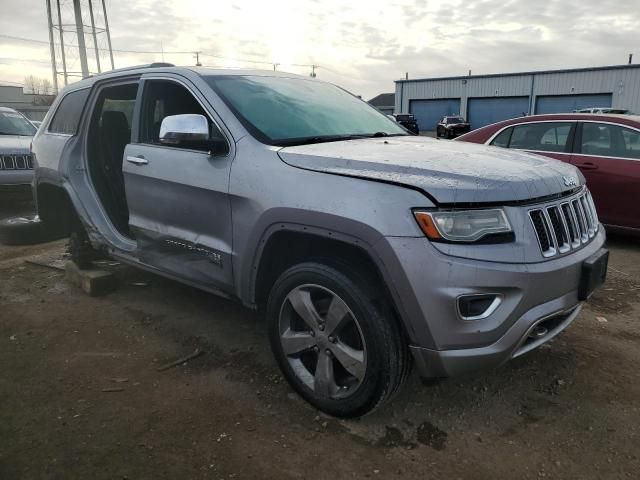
[
  {"left": 535, "top": 94, "right": 612, "bottom": 114},
  {"left": 468, "top": 97, "right": 530, "bottom": 130},
  {"left": 410, "top": 99, "right": 461, "bottom": 131}
]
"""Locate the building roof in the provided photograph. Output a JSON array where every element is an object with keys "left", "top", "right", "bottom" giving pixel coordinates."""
[
  {"left": 395, "top": 63, "right": 640, "bottom": 84},
  {"left": 368, "top": 92, "right": 395, "bottom": 107}
]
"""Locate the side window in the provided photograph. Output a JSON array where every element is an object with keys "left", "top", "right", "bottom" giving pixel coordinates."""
[
  {"left": 620, "top": 127, "right": 640, "bottom": 159},
  {"left": 140, "top": 80, "right": 227, "bottom": 154},
  {"left": 491, "top": 127, "right": 512, "bottom": 147},
  {"left": 509, "top": 122, "right": 573, "bottom": 152},
  {"left": 581, "top": 123, "right": 640, "bottom": 159},
  {"left": 48, "top": 88, "right": 90, "bottom": 134}
]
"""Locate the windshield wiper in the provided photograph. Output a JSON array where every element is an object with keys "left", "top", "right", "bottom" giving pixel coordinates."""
[
  {"left": 277, "top": 132, "right": 408, "bottom": 147},
  {"left": 278, "top": 135, "right": 363, "bottom": 146}
]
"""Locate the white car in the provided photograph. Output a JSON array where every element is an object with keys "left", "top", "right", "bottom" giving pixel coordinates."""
[{"left": 575, "top": 107, "right": 630, "bottom": 114}]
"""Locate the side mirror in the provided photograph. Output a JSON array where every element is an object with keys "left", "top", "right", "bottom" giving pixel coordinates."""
[{"left": 159, "top": 114, "right": 209, "bottom": 145}]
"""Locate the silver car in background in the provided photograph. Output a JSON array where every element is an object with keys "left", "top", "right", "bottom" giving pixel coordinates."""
[
  {"left": 0, "top": 107, "right": 36, "bottom": 192},
  {"left": 31, "top": 64, "right": 608, "bottom": 417}
]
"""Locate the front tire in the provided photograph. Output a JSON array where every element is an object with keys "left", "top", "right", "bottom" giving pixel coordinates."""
[{"left": 266, "top": 262, "right": 410, "bottom": 417}]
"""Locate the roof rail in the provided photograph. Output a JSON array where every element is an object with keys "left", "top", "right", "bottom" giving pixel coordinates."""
[{"left": 89, "top": 63, "right": 175, "bottom": 78}]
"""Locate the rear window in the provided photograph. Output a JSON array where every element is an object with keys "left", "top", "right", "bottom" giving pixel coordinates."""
[
  {"left": 396, "top": 114, "right": 414, "bottom": 121},
  {"left": 48, "top": 88, "right": 90, "bottom": 135}
]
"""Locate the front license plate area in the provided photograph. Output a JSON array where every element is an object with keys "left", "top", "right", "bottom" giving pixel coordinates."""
[{"left": 578, "top": 248, "right": 609, "bottom": 301}]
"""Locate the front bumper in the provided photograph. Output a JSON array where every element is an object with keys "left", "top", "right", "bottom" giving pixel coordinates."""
[
  {"left": 380, "top": 228, "right": 606, "bottom": 378},
  {"left": 0, "top": 169, "right": 34, "bottom": 186},
  {"left": 446, "top": 126, "right": 471, "bottom": 137},
  {"left": 411, "top": 301, "right": 583, "bottom": 378}
]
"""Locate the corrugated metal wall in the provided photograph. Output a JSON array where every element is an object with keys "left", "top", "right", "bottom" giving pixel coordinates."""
[{"left": 394, "top": 65, "right": 640, "bottom": 122}]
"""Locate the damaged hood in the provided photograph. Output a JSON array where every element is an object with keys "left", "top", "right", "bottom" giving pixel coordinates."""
[{"left": 278, "top": 136, "right": 583, "bottom": 204}]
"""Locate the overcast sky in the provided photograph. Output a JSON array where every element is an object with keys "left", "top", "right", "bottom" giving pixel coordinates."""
[{"left": 0, "top": 0, "right": 637, "bottom": 99}]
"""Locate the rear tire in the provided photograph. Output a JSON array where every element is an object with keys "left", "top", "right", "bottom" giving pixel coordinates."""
[
  {"left": 0, "top": 215, "right": 65, "bottom": 246},
  {"left": 266, "top": 261, "right": 411, "bottom": 417}
]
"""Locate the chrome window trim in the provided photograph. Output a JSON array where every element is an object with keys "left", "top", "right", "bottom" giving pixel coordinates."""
[
  {"left": 485, "top": 119, "right": 640, "bottom": 162},
  {"left": 485, "top": 120, "right": 577, "bottom": 150}
]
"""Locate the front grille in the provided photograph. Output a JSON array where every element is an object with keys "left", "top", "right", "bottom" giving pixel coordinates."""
[
  {"left": 0, "top": 154, "right": 33, "bottom": 171},
  {"left": 529, "top": 190, "right": 599, "bottom": 258}
]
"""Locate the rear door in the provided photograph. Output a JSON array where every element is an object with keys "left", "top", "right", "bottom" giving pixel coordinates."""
[
  {"left": 122, "top": 75, "right": 235, "bottom": 292},
  {"left": 570, "top": 122, "right": 640, "bottom": 228}
]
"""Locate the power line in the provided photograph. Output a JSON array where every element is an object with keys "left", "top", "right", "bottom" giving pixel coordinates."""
[{"left": 0, "top": 33, "right": 318, "bottom": 69}]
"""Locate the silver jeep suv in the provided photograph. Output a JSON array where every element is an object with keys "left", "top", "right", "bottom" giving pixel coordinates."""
[
  {"left": 0, "top": 107, "right": 37, "bottom": 192},
  {"left": 32, "top": 64, "right": 608, "bottom": 417}
]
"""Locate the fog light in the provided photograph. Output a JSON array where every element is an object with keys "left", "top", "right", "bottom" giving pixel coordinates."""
[{"left": 457, "top": 294, "right": 502, "bottom": 320}]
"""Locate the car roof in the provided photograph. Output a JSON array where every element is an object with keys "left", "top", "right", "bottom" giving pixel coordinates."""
[
  {"left": 59, "top": 64, "right": 315, "bottom": 94},
  {"left": 484, "top": 112, "right": 640, "bottom": 129},
  {"left": 0, "top": 106, "right": 19, "bottom": 113}
]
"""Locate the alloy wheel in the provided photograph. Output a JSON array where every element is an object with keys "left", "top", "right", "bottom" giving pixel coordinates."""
[{"left": 278, "top": 284, "right": 367, "bottom": 399}]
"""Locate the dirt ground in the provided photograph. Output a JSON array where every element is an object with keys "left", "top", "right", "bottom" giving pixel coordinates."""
[{"left": 1, "top": 202, "right": 639, "bottom": 479}]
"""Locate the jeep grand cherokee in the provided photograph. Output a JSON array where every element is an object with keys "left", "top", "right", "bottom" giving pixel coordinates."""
[{"left": 32, "top": 64, "right": 608, "bottom": 417}]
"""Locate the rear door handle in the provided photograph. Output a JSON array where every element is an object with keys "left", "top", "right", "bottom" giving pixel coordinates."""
[
  {"left": 576, "top": 162, "right": 598, "bottom": 171},
  {"left": 126, "top": 155, "right": 148, "bottom": 166}
]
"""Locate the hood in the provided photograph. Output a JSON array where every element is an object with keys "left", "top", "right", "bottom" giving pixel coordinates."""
[
  {"left": 0, "top": 135, "right": 32, "bottom": 154},
  {"left": 278, "top": 136, "right": 583, "bottom": 204}
]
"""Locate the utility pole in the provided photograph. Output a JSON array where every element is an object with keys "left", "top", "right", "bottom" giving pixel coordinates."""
[
  {"left": 101, "top": 0, "right": 115, "bottom": 69},
  {"left": 55, "top": 0, "right": 68, "bottom": 85},
  {"left": 72, "top": 0, "right": 90, "bottom": 78},
  {"left": 87, "top": 0, "right": 101, "bottom": 73},
  {"left": 194, "top": 51, "right": 202, "bottom": 66},
  {"left": 405, "top": 72, "right": 408, "bottom": 80},
  {"left": 45, "top": 0, "right": 59, "bottom": 93},
  {"left": 47, "top": 0, "right": 115, "bottom": 85},
  {"left": 629, "top": 53, "right": 634, "bottom": 65},
  {"left": 309, "top": 64, "right": 317, "bottom": 78}
]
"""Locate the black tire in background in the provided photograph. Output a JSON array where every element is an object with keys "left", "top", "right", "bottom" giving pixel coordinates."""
[
  {"left": 266, "top": 261, "right": 411, "bottom": 418},
  {"left": 0, "top": 215, "right": 66, "bottom": 246}
]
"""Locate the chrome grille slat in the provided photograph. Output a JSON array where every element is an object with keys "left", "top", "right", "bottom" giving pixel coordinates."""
[
  {"left": 581, "top": 194, "right": 597, "bottom": 237},
  {"left": 529, "top": 189, "right": 598, "bottom": 258},
  {"left": 586, "top": 192, "right": 599, "bottom": 231},
  {"left": 572, "top": 199, "right": 588, "bottom": 243},
  {"left": 546, "top": 206, "right": 570, "bottom": 253},
  {"left": 0, "top": 154, "right": 33, "bottom": 170},
  {"left": 529, "top": 209, "right": 556, "bottom": 257}
]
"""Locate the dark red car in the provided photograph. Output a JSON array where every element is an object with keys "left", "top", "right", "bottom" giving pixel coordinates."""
[{"left": 457, "top": 113, "right": 640, "bottom": 234}]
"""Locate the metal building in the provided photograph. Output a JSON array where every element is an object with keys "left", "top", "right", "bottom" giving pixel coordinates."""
[{"left": 394, "top": 64, "right": 640, "bottom": 132}]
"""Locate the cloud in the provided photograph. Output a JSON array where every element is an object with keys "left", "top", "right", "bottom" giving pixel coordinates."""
[{"left": 0, "top": 0, "right": 637, "bottom": 99}]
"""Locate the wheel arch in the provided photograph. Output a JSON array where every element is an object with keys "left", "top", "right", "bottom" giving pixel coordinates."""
[{"left": 247, "top": 223, "right": 424, "bottom": 346}]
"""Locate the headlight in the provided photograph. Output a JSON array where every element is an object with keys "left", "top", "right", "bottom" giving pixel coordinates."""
[{"left": 413, "top": 208, "right": 513, "bottom": 243}]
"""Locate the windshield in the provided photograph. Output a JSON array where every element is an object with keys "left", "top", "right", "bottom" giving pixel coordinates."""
[
  {"left": 0, "top": 111, "right": 37, "bottom": 136},
  {"left": 205, "top": 75, "right": 407, "bottom": 145},
  {"left": 446, "top": 117, "right": 464, "bottom": 124}
]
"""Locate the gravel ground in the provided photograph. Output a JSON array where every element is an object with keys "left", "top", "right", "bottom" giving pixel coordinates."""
[{"left": 0, "top": 201, "right": 639, "bottom": 479}]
